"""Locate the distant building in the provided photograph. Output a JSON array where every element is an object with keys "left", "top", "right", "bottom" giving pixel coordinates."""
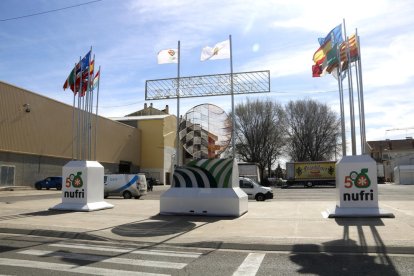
[
  {"left": 365, "top": 138, "right": 414, "bottom": 181},
  {"left": 111, "top": 105, "right": 177, "bottom": 185}
]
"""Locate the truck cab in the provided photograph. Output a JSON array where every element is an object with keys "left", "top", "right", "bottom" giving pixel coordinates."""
[{"left": 239, "top": 177, "right": 273, "bottom": 201}]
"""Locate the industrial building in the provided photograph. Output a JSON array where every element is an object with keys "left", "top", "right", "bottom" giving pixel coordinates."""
[{"left": 0, "top": 81, "right": 176, "bottom": 188}]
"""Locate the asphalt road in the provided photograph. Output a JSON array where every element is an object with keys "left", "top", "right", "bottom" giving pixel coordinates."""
[
  {"left": 1, "top": 183, "right": 413, "bottom": 202},
  {"left": 0, "top": 233, "right": 412, "bottom": 276}
]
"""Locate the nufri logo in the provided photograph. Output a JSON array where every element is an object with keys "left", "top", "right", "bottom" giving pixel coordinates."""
[
  {"left": 64, "top": 172, "right": 85, "bottom": 199},
  {"left": 343, "top": 168, "right": 373, "bottom": 202},
  {"left": 65, "top": 172, "right": 83, "bottom": 188}
]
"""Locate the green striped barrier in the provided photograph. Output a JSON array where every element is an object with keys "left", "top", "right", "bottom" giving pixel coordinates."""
[{"left": 173, "top": 159, "right": 234, "bottom": 188}]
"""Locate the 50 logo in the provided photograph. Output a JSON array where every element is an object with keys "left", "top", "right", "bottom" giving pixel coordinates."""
[
  {"left": 344, "top": 168, "right": 371, "bottom": 188},
  {"left": 65, "top": 172, "right": 83, "bottom": 188}
]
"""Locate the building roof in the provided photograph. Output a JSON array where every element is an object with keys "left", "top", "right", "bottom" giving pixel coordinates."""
[
  {"left": 110, "top": 115, "right": 173, "bottom": 121},
  {"left": 366, "top": 138, "right": 414, "bottom": 152}
]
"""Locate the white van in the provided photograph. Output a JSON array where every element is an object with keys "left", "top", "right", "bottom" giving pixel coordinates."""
[
  {"left": 239, "top": 177, "right": 274, "bottom": 201},
  {"left": 104, "top": 174, "right": 147, "bottom": 199}
]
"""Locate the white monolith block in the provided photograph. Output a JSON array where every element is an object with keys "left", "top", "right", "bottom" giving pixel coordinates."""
[
  {"left": 323, "top": 155, "right": 393, "bottom": 218},
  {"left": 50, "top": 160, "right": 113, "bottom": 211}
]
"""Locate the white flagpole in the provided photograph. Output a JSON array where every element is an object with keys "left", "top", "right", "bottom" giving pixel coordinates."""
[
  {"left": 356, "top": 29, "right": 366, "bottom": 153},
  {"left": 77, "top": 56, "right": 82, "bottom": 160},
  {"left": 230, "top": 34, "right": 235, "bottom": 159},
  {"left": 343, "top": 18, "right": 357, "bottom": 155},
  {"left": 353, "top": 34, "right": 363, "bottom": 154},
  {"left": 86, "top": 50, "right": 93, "bottom": 160},
  {"left": 94, "top": 66, "right": 101, "bottom": 161},
  {"left": 176, "top": 41, "right": 181, "bottom": 167},
  {"left": 72, "top": 62, "right": 77, "bottom": 160},
  {"left": 335, "top": 42, "right": 346, "bottom": 157}
]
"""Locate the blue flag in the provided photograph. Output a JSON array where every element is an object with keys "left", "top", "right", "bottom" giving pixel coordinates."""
[
  {"left": 318, "top": 24, "right": 343, "bottom": 46},
  {"left": 80, "top": 50, "right": 91, "bottom": 72}
]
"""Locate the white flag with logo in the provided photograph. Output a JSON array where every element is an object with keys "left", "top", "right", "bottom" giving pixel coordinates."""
[
  {"left": 157, "top": 49, "right": 178, "bottom": 64},
  {"left": 200, "top": 39, "right": 230, "bottom": 61}
]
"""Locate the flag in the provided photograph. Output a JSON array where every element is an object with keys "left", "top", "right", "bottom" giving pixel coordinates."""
[
  {"left": 200, "top": 39, "right": 230, "bottom": 61},
  {"left": 318, "top": 24, "right": 343, "bottom": 46},
  {"left": 63, "top": 63, "right": 80, "bottom": 91},
  {"left": 79, "top": 58, "right": 95, "bottom": 96},
  {"left": 312, "top": 64, "right": 323, "bottom": 77},
  {"left": 157, "top": 49, "right": 178, "bottom": 64},
  {"left": 325, "top": 44, "right": 339, "bottom": 73},
  {"left": 312, "top": 39, "right": 332, "bottom": 66},
  {"left": 62, "top": 50, "right": 91, "bottom": 93},
  {"left": 340, "top": 34, "right": 358, "bottom": 62},
  {"left": 92, "top": 69, "right": 100, "bottom": 90}
]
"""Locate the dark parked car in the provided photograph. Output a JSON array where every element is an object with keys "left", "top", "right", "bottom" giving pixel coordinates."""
[{"left": 34, "top": 177, "right": 63, "bottom": 190}]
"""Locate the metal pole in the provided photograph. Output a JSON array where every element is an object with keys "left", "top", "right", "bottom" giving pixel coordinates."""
[
  {"left": 230, "top": 34, "right": 235, "bottom": 159},
  {"left": 77, "top": 57, "right": 82, "bottom": 160},
  {"left": 87, "top": 51, "right": 93, "bottom": 160},
  {"left": 336, "top": 66, "right": 346, "bottom": 156},
  {"left": 94, "top": 66, "right": 101, "bottom": 160},
  {"left": 356, "top": 29, "right": 367, "bottom": 154},
  {"left": 343, "top": 18, "right": 356, "bottom": 155},
  {"left": 176, "top": 41, "right": 181, "bottom": 167},
  {"left": 354, "top": 39, "right": 363, "bottom": 154},
  {"left": 72, "top": 62, "right": 77, "bottom": 160}
]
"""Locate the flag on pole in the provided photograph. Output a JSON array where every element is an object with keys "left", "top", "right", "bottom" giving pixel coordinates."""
[
  {"left": 318, "top": 24, "right": 343, "bottom": 46},
  {"left": 200, "top": 39, "right": 230, "bottom": 61},
  {"left": 79, "top": 58, "right": 95, "bottom": 97},
  {"left": 92, "top": 69, "right": 100, "bottom": 90},
  {"left": 340, "top": 34, "right": 358, "bottom": 62},
  {"left": 157, "top": 49, "right": 178, "bottom": 64},
  {"left": 63, "top": 50, "right": 92, "bottom": 93}
]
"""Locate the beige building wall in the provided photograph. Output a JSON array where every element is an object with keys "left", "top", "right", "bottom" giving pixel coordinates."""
[
  {"left": 136, "top": 115, "right": 177, "bottom": 184},
  {"left": 0, "top": 81, "right": 141, "bottom": 186}
]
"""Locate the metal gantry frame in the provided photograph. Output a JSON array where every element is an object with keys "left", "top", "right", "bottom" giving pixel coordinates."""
[{"left": 145, "top": 70, "right": 270, "bottom": 165}]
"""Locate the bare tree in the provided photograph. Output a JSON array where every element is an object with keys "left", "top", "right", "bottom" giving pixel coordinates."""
[
  {"left": 284, "top": 99, "right": 340, "bottom": 161},
  {"left": 234, "top": 98, "right": 286, "bottom": 180}
]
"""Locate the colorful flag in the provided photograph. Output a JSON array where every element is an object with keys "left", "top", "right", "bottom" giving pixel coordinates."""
[
  {"left": 200, "top": 39, "right": 230, "bottom": 61},
  {"left": 63, "top": 50, "right": 91, "bottom": 93},
  {"left": 318, "top": 24, "right": 343, "bottom": 46},
  {"left": 312, "top": 39, "right": 332, "bottom": 66},
  {"left": 312, "top": 64, "right": 323, "bottom": 77},
  {"left": 78, "top": 58, "right": 95, "bottom": 96},
  {"left": 325, "top": 44, "right": 339, "bottom": 73},
  {"left": 157, "top": 49, "right": 178, "bottom": 64},
  {"left": 92, "top": 69, "right": 100, "bottom": 90},
  {"left": 340, "top": 34, "right": 358, "bottom": 62},
  {"left": 63, "top": 63, "right": 80, "bottom": 91}
]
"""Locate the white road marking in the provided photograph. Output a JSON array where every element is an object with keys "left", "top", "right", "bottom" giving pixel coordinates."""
[
  {"left": 0, "top": 258, "right": 168, "bottom": 276},
  {"left": 20, "top": 249, "right": 187, "bottom": 269},
  {"left": 232, "top": 253, "right": 265, "bottom": 276},
  {"left": 50, "top": 242, "right": 202, "bottom": 258}
]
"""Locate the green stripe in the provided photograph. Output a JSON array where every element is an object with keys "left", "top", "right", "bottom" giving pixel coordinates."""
[{"left": 214, "top": 159, "right": 232, "bottom": 187}]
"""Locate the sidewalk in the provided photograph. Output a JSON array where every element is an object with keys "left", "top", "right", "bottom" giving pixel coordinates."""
[{"left": 1, "top": 189, "right": 413, "bottom": 254}]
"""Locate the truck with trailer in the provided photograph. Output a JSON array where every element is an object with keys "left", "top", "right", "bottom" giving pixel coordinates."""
[
  {"left": 238, "top": 162, "right": 261, "bottom": 183},
  {"left": 285, "top": 161, "right": 336, "bottom": 188}
]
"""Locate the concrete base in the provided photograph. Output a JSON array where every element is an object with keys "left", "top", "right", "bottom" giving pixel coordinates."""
[
  {"left": 160, "top": 187, "right": 248, "bottom": 217},
  {"left": 50, "top": 201, "right": 114, "bottom": 212},
  {"left": 322, "top": 205, "right": 395, "bottom": 218},
  {"left": 49, "top": 160, "right": 113, "bottom": 212}
]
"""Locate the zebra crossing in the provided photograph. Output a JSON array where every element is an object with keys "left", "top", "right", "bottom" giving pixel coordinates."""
[
  {"left": 0, "top": 236, "right": 270, "bottom": 275},
  {"left": 0, "top": 239, "right": 204, "bottom": 275}
]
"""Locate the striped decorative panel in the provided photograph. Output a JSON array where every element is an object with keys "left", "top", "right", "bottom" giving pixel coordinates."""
[{"left": 172, "top": 159, "right": 234, "bottom": 188}]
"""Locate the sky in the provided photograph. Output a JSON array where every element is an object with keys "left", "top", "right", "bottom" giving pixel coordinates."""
[{"left": 1, "top": 0, "right": 414, "bottom": 156}]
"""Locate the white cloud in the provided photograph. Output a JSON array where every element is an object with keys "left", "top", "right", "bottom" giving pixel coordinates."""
[{"left": 362, "top": 33, "right": 414, "bottom": 88}]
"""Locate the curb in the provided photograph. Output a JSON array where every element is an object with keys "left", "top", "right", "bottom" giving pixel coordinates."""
[{"left": 1, "top": 227, "right": 413, "bottom": 255}]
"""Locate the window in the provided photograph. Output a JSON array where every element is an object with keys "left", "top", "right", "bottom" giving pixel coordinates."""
[{"left": 0, "top": 165, "right": 15, "bottom": 187}]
